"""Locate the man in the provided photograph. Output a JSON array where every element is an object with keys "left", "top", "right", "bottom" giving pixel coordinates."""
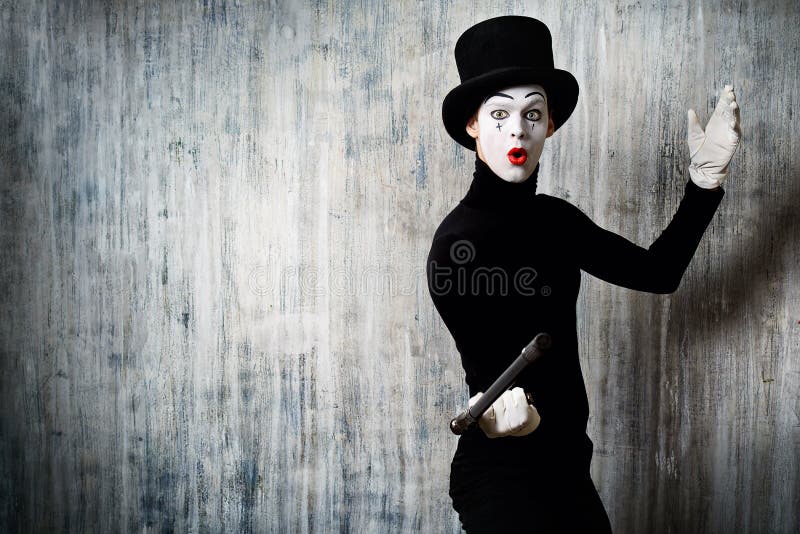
[{"left": 427, "top": 15, "right": 739, "bottom": 532}]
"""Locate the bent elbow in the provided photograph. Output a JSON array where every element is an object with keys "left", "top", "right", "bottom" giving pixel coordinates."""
[
  {"left": 655, "top": 275, "right": 683, "bottom": 294},
  {"left": 659, "top": 282, "right": 680, "bottom": 295},
  {"left": 644, "top": 267, "right": 683, "bottom": 294}
]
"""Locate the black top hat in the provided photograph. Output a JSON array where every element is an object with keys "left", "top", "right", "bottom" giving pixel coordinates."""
[{"left": 442, "top": 16, "right": 579, "bottom": 151}]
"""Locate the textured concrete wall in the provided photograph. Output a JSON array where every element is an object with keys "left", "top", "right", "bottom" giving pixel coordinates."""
[{"left": 1, "top": 1, "right": 798, "bottom": 532}]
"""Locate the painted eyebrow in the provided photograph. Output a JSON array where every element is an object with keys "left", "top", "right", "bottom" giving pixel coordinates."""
[
  {"left": 484, "top": 92, "right": 512, "bottom": 102},
  {"left": 483, "top": 91, "right": 545, "bottom": 103}
]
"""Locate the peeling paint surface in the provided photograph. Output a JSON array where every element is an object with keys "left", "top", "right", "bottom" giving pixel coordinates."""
[{"left": 1, "top": 1, "right": 799, "bottom": 532}]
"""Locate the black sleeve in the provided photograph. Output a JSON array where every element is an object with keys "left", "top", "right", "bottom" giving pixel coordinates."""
[
  {"left": 567, "top": 179, "right": 725, "bottom": 294},
  {"left": 426, "top": 231, "right": 477, "bottom": 352}
]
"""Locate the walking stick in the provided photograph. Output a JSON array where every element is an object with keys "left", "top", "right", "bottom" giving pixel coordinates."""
[{"left": 449, "top": 332, "right": 552, "bottom": 435}]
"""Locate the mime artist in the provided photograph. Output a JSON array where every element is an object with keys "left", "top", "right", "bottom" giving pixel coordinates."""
[{"left": 426, "top": 16, "right": 740, "bottom": 532}]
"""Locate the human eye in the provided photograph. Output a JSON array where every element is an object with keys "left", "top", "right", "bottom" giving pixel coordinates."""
[
  {"left": 526, "top": 109, "right": 542, "bottom": 121},
  {"left": 490, "top": 109, "right": 508, "bottom": 120}
]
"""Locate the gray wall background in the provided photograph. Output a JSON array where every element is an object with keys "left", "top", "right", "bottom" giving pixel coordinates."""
[{"left": 1, "top": 0, "right": 798, "bottom": 532}]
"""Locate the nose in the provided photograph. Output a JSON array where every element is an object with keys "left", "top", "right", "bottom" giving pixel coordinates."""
[{"left": 509, "top": 116, "right": 525, "bottom": 139}]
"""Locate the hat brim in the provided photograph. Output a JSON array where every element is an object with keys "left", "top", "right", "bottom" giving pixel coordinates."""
[{"left": 442, "top": 67, "right": 579, "bottom": 150}]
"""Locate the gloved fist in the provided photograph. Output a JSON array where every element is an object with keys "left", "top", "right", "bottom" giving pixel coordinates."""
[
  {"left": 687, "top": 84, "right": 741, "bottom": 189},
  {"left": 468, "top": 387, "right": 541, "bottom": 438}
]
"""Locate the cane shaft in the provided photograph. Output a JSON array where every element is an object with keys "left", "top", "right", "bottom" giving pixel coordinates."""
[{"left": 449, "top": 332, "right": 551, "bottom": 435}]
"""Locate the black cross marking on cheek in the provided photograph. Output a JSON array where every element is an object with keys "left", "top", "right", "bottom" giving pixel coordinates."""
[{"left": 495, "top": 122, "right": 502, "bottom": 132}]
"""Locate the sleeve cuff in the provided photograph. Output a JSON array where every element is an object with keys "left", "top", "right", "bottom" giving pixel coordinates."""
[{"left": 685, "top": 177, "right": 725, "bottom": 199}]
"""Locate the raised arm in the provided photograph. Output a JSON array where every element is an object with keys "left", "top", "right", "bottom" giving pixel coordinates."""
[
  {"left": 569, "top": 84, "right": 740, "bottom": 293},
  {"left": 567, "top": 181, "right": 725, "bottom": 293}
]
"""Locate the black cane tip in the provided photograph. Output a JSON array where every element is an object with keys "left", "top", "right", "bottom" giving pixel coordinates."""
[
  {"left": 450, "top": 418, "right": 462, "bottom": 435},
  {"left": 534, "top": 332, "right": 552, "bottom": 350}
]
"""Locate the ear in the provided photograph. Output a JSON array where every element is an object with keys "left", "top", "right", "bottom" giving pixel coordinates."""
[
  {"left": 545, "top": 114, "right": 555, "bottom": 138},
  {"left": 465, "top": 113, "right": 480, "bottom": 139}
]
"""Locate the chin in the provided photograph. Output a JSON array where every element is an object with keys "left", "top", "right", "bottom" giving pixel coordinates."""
[{"left": 499, "top": 165, "right": 533, "bottom": 183}]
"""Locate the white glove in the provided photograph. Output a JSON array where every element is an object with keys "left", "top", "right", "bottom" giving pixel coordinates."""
[
  {"left": 687, "top": 84, "right": 741, "bottom": 189},
  {"left": 468, "top": 387, "right": 541, "bottom": 438}
]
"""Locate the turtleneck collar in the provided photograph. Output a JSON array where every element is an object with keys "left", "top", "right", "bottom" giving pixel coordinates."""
[{"left": 461, "top": 155, "right": 539, "bottom": 211}]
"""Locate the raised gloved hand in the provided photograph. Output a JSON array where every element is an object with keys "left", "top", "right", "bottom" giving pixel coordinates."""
[
  {"left": 687, "top": 84, "right": 741, "bottom": 189},
  {"left": 468, "top": 387, "right": 541, "bottom": 438}
]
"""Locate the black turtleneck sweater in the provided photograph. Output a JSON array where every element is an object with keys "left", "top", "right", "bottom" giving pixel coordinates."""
[{"left": 426, "top": 156, "right": 725, "bottom": 476}]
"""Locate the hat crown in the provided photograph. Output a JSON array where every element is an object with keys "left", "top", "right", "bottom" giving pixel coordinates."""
[{"left": 454, "top": 16, "right": 554, "bottom": 83}]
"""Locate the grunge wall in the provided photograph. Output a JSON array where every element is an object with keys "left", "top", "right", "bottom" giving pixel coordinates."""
[{"left": 1, "top": 1, "right": 798, "bottom": 532}]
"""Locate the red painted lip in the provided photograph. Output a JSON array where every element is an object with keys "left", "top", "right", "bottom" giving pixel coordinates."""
[{"left": 507, "top": 147, "right": 528, "bottom": 165}]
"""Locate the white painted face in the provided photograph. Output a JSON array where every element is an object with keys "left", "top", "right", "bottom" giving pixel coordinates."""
[{"left": 466, "top": 84, "right": 555, "bottom": 183}]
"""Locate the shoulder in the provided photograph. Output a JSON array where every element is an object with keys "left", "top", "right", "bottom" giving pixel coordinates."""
[
  {"left": 427, "top": 205, "right": 477, "bottom": 272},
  {"left": 428, "top": 228, "right": 466, "bottom": 265},
  {"left": 535, "top": 193, "right": 586, "bottom": 219},
  {"left": 429, "top": 203, "right": 472, "bottom": 245},
  {"left": 534, "top": 193, "right": 600, "bottom": 238}
]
